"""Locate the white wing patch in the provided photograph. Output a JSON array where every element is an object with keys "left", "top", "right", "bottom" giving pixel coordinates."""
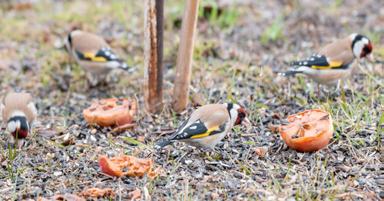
[{"left": 189, "top": 125, "right": 197, "bottom": 130}]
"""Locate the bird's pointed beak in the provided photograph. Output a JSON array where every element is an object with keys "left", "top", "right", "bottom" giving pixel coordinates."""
[
  {"left": 242, "top": 117, "right": 251, "bottom": 127},
  {"left": 366, "top": 54, "right": 374, "bottom": 62}
]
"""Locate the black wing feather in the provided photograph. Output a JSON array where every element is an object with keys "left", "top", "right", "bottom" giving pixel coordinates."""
[
  {"left": 94, "top": 48, "right": 122, "bottom": 61},
  {"left": 290, "top": 54, "right": 329, "bottom": 67},
  {"left": 172, "top": 120, "right": 208, "bottom": 140},
  {"left": 75, "top": 48, "right": 121, "bottom": 62}
]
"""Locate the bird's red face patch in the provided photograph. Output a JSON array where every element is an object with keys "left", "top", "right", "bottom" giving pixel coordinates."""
[
  {"left": 361, "top": 42, "right": 373, "bottom": 58},
  {"left": 12, "top": 129, "right": 29, "bottom": 139},
  {"left": 235, "top": 108, "right": 247, "bottom": 125}
]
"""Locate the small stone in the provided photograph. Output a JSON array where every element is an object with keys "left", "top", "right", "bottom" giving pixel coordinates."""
[
  {"left": 91, "top": 129, "right": 97, "bottom": 135},
  {"left": 63, "top": 133, "right": 70, "bottom": 142},
  {"left": 53, "top": 171, "right": 62, "bottom": 176},
  {"left": 253, "top": 147, "right": 268, "bottom": 157},
  {"left": 379, "top": 191, "right": 384, "bottom": 199},
  {"left": 89, "top": 135, "right": 97, "bottom": 142},
  {"left": 184, "top": 159, "right": 193, "bottom": 165},
  {"left": 357, "top": 178, "right": 366, "bottom": 185},
  {"left": 137, "top": 135, "right": 145, "bottom": 142},
  {"left": 211, "top": 192, "right": 219, "bottom": 200},
  {"left": 47, "top": 153, "right": 55, "bottom": 159}
]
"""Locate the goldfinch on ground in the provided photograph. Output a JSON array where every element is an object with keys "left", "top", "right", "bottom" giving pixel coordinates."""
[
  {"left": 155, "top": 103, "right": 250, "bottom": 150},
  {"left": 283, "top": 33, "right": 373, "bottom": 86},
  {"left": 65, "top": 30, "right": 130, "bottom": 86},
  {"left": 1, "top": 92, "right": 37, "bottom": 148}
]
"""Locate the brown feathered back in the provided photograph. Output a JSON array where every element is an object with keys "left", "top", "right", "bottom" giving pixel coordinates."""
[
  {"left": 320, "top": 35, "right": 355, "bottom": 64},
  {"left": 188, "top": 104, "right": 229, "bottom": 128},
  {"left": 70, "top": 30, "right": 109, "bottom": 53},
  {"left": 2, "top": 92, "right": 37, "bottom": 123}
]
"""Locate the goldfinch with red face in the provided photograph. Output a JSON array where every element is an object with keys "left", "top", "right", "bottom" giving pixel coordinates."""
[
  {"left": 283, "top": 33, "right": 373, "bottom": 85},
  {"left": 1, "top": 92, "right": 37, "bottom": 147},
  {"left": 155, "top": 103, "right": 249, "bottom": 150},
  {"left": 65, "top": 30, "right": 130, "bottom": 86}
]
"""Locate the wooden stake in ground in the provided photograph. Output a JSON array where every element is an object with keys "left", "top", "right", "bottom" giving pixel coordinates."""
[
  {"left": 144, "top": 0, "right": 164, "bottom": 114},
  {"left": 172, "top": 0, "right": 200, "bottom": 112}
]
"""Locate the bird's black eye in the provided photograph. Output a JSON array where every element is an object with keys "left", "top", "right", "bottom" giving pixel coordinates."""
[
  {"left": 364, "top": 47, "right": 371, "bottom": 53},
  {"left": 361, "top": 46, "right": 371, "bottom": 58}
]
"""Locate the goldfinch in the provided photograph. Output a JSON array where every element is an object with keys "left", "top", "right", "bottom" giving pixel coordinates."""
[
  {"left": 1, "top": 92, "right": 37, "bottom": 147},
  {"left": 155, "top": 103, "right": 249, "bottom": 150},
  {"left": 65, "top": 30, "right": 130, "bottom": 86},
  {"left": 283, "top": 33, "right": 373, "bottom": 85}
]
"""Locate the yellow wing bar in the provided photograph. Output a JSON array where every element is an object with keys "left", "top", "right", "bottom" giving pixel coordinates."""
[
  {"left": 83, "top": 52, "right": 107, "bottom": 62},
  {"left": 312, "top": 61, "right": 343, "bottom": 70},
  {"left": 190, "top": 125, "right": 220, "bottom": 139}
]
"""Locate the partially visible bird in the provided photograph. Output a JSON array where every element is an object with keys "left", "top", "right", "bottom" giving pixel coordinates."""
[
  {"left": 1, "top": 92, "right": 37, "bottom": 148},
  {"left": 283, "top": 33, "right": 373, "bottom": 86},
  {"left": 155, "top": 103, "right": 250, "bottom": 150},
  {"left": 65, "top": 30, "right": 130, "bottom": 86}
]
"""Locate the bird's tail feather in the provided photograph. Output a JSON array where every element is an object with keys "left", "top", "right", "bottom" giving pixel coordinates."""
[
  {"left": 290, "top": 60, "right": 304, "bottom": 66},
  {"left": 117, "top": 60, "right": 130, "bottom": 70},
  {"left": 154, "top": 138, "right": 173, "bottom": 150},
  {"left": 280, "top": 69, "right": 303, "bottom": 77}
]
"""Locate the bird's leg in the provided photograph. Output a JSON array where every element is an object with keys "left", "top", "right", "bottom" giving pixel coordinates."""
[
  {"left": 8, "top": 136, "right": 16, "bottom": 149},
  {"left": 199, "top": 146, "right": 216, "bottom": 159},
  {"left": 205, "top": 145, "right": 224, "bottom": 161},
  {"left": 86, "top": 73, "right": 99, "bottom": 87},
  {"left": 336, "top": 80, "right": 341, "bottom": 91},
  {"left": 106, "top": 71, "right": 119, "bottom": 84},
  {"left": 316, "top": 83, "right": 321, "bottom": 98},
  {"left": 16, "top": 139, "right": 25, "bottom": 149}
]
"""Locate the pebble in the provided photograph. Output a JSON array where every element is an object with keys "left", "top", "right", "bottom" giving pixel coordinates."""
[
  {"left": 184, "top": 159, "right": 193, "bottom": 165},
  {"left": 89, "top": 135, "right": 97, "bottom": 142},
  {"left": 91, "top": 129, "right": 97, "bottom": 135},
  {"left": 211, "top": 192, "right": 219, "bottom": 200},
  {"left": 53, "top": 171, "right": 62, "bottom": 176},
  {"left": 63, "top": 133, "right": 70, "bottom": 142},
  {"left": 379, "top": 191, "right": 384, "bottom": 199}
]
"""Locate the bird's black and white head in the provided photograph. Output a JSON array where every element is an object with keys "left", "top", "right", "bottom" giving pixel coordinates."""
[
  {"left": 225, "top": 103, "right": 248, "bottom": 126},
  {"left": 350, "top": 33, "right": 373, "bottom": 59},
  {"left": 64, "top": 31, "right": 74, "bottom": 53},
  {"left": 64, "top": 30, "right": 83, "bottom": 52},
  {"left": 7, "top": 111, "right": 30, "bottom": 139}
]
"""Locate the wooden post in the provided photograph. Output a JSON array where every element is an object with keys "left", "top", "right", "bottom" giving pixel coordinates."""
[
  {"left": 172, "top": 0, "right": 200, "bottom": 112},
  {"left": 144, "top": 0, "right": 164, "bottom": 114}
]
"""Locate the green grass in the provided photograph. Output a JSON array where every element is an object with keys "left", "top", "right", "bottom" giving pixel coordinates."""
[
  {"left": 199, "top": 0, "right": 239, "bottom": 29},
  {"left": 261, "top": 15, "right": 285, "bottom": 45},
  {"left": 6, "top": 143, "right": 18, "bottom": 181}
]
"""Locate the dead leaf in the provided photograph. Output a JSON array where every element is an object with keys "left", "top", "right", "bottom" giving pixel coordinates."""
[
  {"left": 137, "top": 135, "right": 146, "bottom": 142},
  {"left": 128, "top": 188, "right": 141, "bottom": 201},
  {"left": 253, "top": 147, "right": 268, "bottom": 157},
  {"left": 79, "top": 187, "right": 115, "bottom": 199}
]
